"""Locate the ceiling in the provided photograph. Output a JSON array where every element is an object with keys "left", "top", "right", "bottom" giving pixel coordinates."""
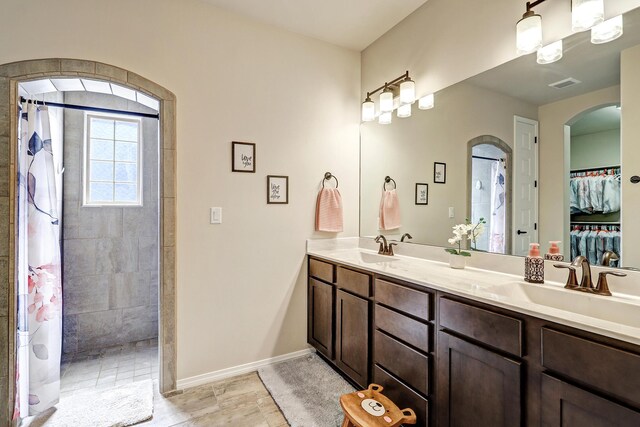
[
  {"left": 571, "top": 105, "right": 620, "bottom": 136},
  {"left": 467, "top": 7, "right": 640, "bottom": 107},
  {"left": 19, "top": 78, "right": 160, "bottom": 111},
  {"left": 200, "top": 0, "right": 429, "bottom": 51}
]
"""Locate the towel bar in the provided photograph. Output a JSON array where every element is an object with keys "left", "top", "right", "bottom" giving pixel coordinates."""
[
  {"left": 383, "top": 176, "right": 397, "bottom": 190},
  {"left": 323, "top": 172, "right": 339, "bottom": 188}
]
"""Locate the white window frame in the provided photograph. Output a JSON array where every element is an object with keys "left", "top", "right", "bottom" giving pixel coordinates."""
[{"left": 83, "top": 112, "right": 143, "bottom": 207}]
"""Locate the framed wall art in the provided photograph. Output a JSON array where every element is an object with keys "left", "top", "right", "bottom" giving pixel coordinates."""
[
  {"left": 267, "top": 175, "right": 288, "bottom": 204},
  {"left": 434, "top": 162, "right": 446, "bottom": 184},
  {"left": 232, "top": 141, "right": 256, "bottom": 172},
  {"left": 415, "top": 183, "right": 428, "bottom": 205}
]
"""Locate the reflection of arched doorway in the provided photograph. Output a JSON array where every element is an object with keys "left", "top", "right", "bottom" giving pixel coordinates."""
[
  {"left": 0, "top": 58, "right": 177, "bottom": 423},
  {"left": 564, "top": 103, "right": 621, "bottom": 266},
  {"left": 467, "top": 135, "right": 512, "bottom": 254}
]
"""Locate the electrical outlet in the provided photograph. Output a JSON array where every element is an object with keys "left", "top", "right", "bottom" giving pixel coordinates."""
[{"left": 448, "top": 207, "right": 455, "bottom": 218}]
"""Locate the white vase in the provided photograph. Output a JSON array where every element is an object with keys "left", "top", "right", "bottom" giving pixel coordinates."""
[{"left": 449, "top": 253, "right": 467, "bottom": 269}]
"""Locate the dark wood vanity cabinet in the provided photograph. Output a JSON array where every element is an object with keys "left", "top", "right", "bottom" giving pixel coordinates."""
[
  {"left": 307, "top": 258, "right": 372, "bottom": 388},
  {"left": 307, "top": 256, "right": 640, "bottom": 427}
]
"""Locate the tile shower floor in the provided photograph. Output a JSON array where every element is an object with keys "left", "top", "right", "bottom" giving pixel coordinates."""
[{"left": 60, "top": 338, "right": 158, "bottom": 397}]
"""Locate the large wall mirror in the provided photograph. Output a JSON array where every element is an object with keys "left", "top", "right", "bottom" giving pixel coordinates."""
[{"left": 361, "top": 6, "right": 640, "bottom": 269}]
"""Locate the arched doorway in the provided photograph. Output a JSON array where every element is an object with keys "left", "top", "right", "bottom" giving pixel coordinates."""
[{"left": 0, "top": 58, "right": 177, "bottom": 424}]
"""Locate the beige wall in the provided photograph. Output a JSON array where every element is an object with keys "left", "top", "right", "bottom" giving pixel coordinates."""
[
  {"left": 0, "top": 0, "right": 360, "bottom": 381},
  {"left": 360, "top": 81, "right": 537, "bottom": 246},
  {"left": 538, "top": 86, "right": 620, "bottom": 258},
  {"left": 570, "top": 129, "right": 620, "bottom": 170},
  {"left": 621, "top": 44, "right": 640, "bottom": 267},
  {"left": 362, "top": 0, "right": 640, "bottom": 100}
]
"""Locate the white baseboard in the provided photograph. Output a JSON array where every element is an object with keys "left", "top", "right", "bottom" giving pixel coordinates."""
[{"left": 176, "top": 347, "right": 315, "bottom": 390}]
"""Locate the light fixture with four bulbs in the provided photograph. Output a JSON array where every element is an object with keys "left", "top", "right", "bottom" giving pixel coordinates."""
[
  {"left": 516, "top": 0, "right": 623, "bottom": 65},
  {"left": 361, "top": 71, "right": 435, "bottom": 124}
]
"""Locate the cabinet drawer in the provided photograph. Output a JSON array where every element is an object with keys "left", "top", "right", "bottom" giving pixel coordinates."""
[
  {"left": 374, "top": 330, "right": 429, "bottom": 396},
  {"left": 375, "top": 279, "right": 431, "bottom": 320},
  {"left": 337, "top": 266, "right": 371, "bottom": 298},
  {"left": 374, "top": 365, "right": 429, "bottom": 427},
  {"left": 375, "top": 305, "right": 431, "bottom": 353},
  {"left": 541, "top": 328, "right": 640, "bottom": 408},
  {"left": 309, "top": 258, "right": 335, "bottom": 283},
  {"left": 439, "top": 298, "right": 522, "bottom": 357}
]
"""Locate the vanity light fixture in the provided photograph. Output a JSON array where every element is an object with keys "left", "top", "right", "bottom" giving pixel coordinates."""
[
  {"left": 399, "top": 76, "right": 416, "bottom": 104},
  {"left": 380, "top": 85, "right": 394, "bottom": 113},
  {"left": 537, "top": 40, "right": 563, "bottom": 64},
  {"left": 379, "top": 111, "right": 392, "bottom": 125},
  {"left": 397, "top": 103, "right": 412, "bottom": 118},
  {"left": 362, "top": 95, "right": 375, "bottom": 122},
  {"left": 572, "top": 0, "right": 604, "bottom": 32},
  {"left": 516, "top": 1, "right": 544, "bottom": 55},
  {"left": 418, "top": 93, "right": 434, "bottom": 110},
  {"left": 361, "top": 71, "right": 419, "bottom": 122},
  {"left": 591, "top": 15, "right": 623, "bottom": 44}
]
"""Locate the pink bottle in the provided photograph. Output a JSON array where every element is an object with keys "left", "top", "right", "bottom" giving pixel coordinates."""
[
  {"left": 525, "top": 243, "right": 544, "bottom": 284},
  {"left": 544, "top": 241, "right": 564, "bottom": 262}
]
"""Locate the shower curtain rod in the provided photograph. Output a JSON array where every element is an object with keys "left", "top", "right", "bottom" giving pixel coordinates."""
[
  {"left": 472, "top": 155, "right": 503, "bottom": 162},
  {"left": 19, "top": 97, "right": 159, "bottom": 119}
]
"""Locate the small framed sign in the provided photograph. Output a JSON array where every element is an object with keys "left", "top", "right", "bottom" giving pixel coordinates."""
[
  {"left": 267, "top": 175, "right": 288, "bottom": 204},
  {"left": 415, "top": 183, "right": 429, "bottom": 205},
  {"left": 434, "top": 162, "right": 446, "bottom": 184},
  {"left": 232, "top": 141, "right": 256, "bottom": 173}
]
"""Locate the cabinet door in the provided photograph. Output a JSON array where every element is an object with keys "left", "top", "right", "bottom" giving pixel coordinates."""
[
  {"left": 541, "top": 374, "right": 640, "bottom": 427},
  {"left": 335, "top": 289, "right": 370, "bottom": 387},
  {"left": 438, "top": 331, "right": 522, "bottom": 427},
  {"left": 308, "top": 278, "right": 334, "bottom": 359}
]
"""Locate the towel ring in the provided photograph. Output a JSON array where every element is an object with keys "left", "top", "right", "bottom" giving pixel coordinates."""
[
  {"left": 383, "top": 176, "right": 396, "bottom": 190},
  {"left": 323, "top": 172, "right": 339, "bottom": 188}
]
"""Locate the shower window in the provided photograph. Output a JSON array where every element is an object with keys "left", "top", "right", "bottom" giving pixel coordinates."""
[{"left": 83, "top": 113, "right": 142, "bottom": 206}]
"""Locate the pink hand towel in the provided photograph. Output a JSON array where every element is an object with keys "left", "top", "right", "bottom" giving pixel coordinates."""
[
  {"left": 379, "top": 189, "right": 401, "bottom": 230},
  {"left": 316, "top": 188, "right": 344, "bottom": 232}
]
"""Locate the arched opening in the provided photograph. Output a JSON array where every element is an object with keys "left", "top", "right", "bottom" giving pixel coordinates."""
[
  {"left": 467, "top": 135, "right": 512, "bottom": 254},
  {"left": 0, "top": 58, "right": 177, "bottom": 424}
]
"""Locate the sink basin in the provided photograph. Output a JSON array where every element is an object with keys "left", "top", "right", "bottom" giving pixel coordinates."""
[
  {"left": 358, "top": 252, "right": 399, "bottom": 264},
  {"left": 486, "top": 282, "right": 640, "bottom": 328}
]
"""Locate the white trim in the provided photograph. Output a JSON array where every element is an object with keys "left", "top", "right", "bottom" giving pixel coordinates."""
[{"left": 176, "top": 348, "right": 315, "bottom": 390}]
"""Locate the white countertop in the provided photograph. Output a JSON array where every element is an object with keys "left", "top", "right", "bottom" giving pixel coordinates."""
[{"left": 307, "top": 238, "right": 640, "bottom": 346}]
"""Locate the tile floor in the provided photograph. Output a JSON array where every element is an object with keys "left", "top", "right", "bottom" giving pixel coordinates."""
[
  {"left": 23, "top": 339, "right": 289, "bottom": 426},
  {"left": 59, "top": 338, "right": 159, "bottom": 397}
]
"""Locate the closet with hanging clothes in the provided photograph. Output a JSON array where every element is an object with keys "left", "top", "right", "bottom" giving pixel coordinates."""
[{"left": 569, "top": 166, "right": 621, "bottom": 266}]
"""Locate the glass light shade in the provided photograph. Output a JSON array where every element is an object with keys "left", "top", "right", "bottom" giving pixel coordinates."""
[
  {"left": 399, "top": 79, "right": 416, "bottom": 104},
  {"left": 516, "top": 13, "right": 543, "bottom": 55},
  {"left": 537, "top": 40, "right": 563, "bottom": 64},
  {"left": 418, "top": 93, "right": 434, "bottom": 110},
  {"left": 572, "top": 0, "right": 604, "bottom": 32},
  {"left": 379, "top": 111, "right": 392, "bottom": 124},
  {"left": 380, "top": 89, "right": 394, "bottom": 113},
  {"left": 591, "top": 15, "right": 623, "bottom": 44},
  {"left": 362, "top": 99, "right": 375, "bottom": 122},
  {"left": 397, "top": 103, "right": 412, "bottom": 118}
]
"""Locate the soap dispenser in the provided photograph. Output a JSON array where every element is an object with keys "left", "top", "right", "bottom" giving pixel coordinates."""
[
  {"left": 544, "top": 241, "right": 564, "bottom": 262},
  {"left": 525, "top": 243, "right": 544, "bottom": 284}
]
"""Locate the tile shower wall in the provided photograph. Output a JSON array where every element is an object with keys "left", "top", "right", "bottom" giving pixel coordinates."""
[{"left": 62, "top": 91, "right": 159, "bottom": 354}]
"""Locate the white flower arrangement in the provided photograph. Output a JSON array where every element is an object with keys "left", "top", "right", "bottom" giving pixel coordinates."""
[{"left": 445, "top": 218, "right": 487, "bottom": 256}]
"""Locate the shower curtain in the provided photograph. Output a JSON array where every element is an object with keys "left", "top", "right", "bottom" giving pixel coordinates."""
[
  {"left": 489, "top": 160, "right": 506, "bottom": 254},
  {"left": 14, "top": 103, "right": 62, "bottom": 418}
]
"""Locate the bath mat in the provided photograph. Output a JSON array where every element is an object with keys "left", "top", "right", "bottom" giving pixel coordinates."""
[
  {"left": 258, "top": 353, "right": 355, "bottom": 427},
  {"left": 24, "top": 379, "right": 153, "bottom": 427}
]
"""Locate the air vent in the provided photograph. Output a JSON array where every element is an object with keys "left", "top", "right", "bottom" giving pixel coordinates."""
[{"left": 549, "top": 78, "right": 582, "bottom": 89}]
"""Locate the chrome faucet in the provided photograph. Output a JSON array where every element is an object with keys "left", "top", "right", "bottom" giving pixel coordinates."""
[
  {"left": 401, "top": 233, "right": 413, "bottom": 243},
  {"left": 375, "top": 235, "right": 397, "bottom": 256},
  {"left": 555, "top": 256, "right": 626, "bottom": 296}
]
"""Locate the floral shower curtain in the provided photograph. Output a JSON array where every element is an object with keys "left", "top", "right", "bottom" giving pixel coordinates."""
[
  {"left": 14, "top": 103, "right": 62, "bottom": 418},
  {"left": 489, "top": 160, "right": 506, "bottom": 254}
]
